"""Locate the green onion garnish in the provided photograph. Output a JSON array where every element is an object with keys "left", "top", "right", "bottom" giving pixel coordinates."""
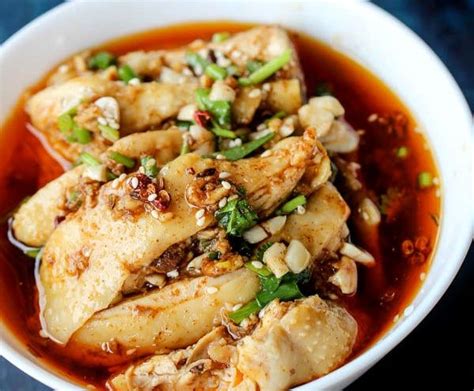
[
  {"left": 277, "top": 194, "right": 307, "bottom": 215},
  {"left": 265, "top": 111, "right": 286, "bottom": 124},
  {"left": 99, "top": 124, "right": 120, "bottom": 142},
  {"left": 211, "top": 121, "right": 237, "bottom": 139},
  {"left": 214, "top": 132, "right": 275, "bottom": 161},
  {"left": 244, "top": 261, "right": 272, "bottom": 277},
  {"left": 79, "top": 152, "right": 101, "bottom": 167},
  {"left": 109, "top": 151, "right": 135, "bottom": 168},
  {"left": 185, "top": 51, "right": 209, "bottom": 73},
  {"left": 72, "top": 125, "right": 92, "bottom": 144},
  {"left": 396, "top": 146, "right": 409, "bottom": 158},
  {"left": 88, "top": 51, "right": 116, "bottom": 70},
  {"left": 205, "top": 63, "right": 227, "bottom": 80},
  {"left": 417, "top": 171, "right": 433, "bottom": 189},
  {"left": 246, "top": 60, "right": 263, "bottom": 74},
  {"left": 239, "top": 49, "right": 292, "bottom": 86},
  {"left": 180, "top": 138, "right": 190, "bottom": 155},
  {"left": 228, "top": 299, "right": 260, "bottom": 323},
  {"left": 140, "top": 156, "right": 159, "bottom": 177},
  {"left": 212, "top": 32, "right": 230, "bottom": 43},
  {"left": 118, "top": 64, "right": 137, "bottom": 83},
  {"left": 176, "top": 120, "right": 193, "bottom": 130},
  {"left": 58, "top": 112, "right": 74, "bottom": 134},
  {"left": 25, "top": 248, "right": 41, "bottom": 258}
]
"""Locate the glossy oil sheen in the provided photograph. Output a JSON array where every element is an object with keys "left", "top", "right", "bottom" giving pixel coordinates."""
[{"left": 0, "top": 22, "right": 440, "bottom": 388}]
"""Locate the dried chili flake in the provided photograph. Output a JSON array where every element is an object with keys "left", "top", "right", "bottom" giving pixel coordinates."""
[{"left": 193, "top": 110, "right": 212, "bottom": 128}]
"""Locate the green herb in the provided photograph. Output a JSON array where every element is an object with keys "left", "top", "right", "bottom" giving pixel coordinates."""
[
  {"left": 246, "top": 60, "right": 263, "bottom": 73},
  {"left": 210, "top": 120, "right": 237, "bottom": 139},
  {"left": 214, "top": 132, "right": 275, "bottom": 161},
  {"left": 277, "top": 194, "right": 306, "bottom": 215},
  {"left": 58, "top": 112, "right": 74, "bottom": 134},
  {"left": 99, "top": 124, "right": 120, "bottom": 142},
  {"left": 212, "top": 32, "right": 231, "bottom": 43},
  {"left": 239, "top": 49, "right": 291, "bottom": 86},
  {"left": 72, "top": 124, "right": 92, "bottom": 144},
  {"left": 118, "top": 64, "right": 137, "bottom": 83},
  {"left": 265, "top": 111, "right": 286, "bottom": 124},
  {"left": 244, "top": 261, "right": 272, "bottom": 277},
  {"left": 315, "top": 82, "right": 333, "bottom": 96},
  {"left": 180, "top": 138, "right": 190, "bottom": 155},
  {"left": 79, "top": 152, "right": 101, "bottom": 167},
  {"left": 195, "top": 88, "right": 231, "bottom": 127},
  {"left": 253, "top": 242, "right": 274, "bottom": 262},
  {"left": 106, "top": 170, "right": 118, "bottom": 181},
  {"left": 186, "top": 51, "right": 209, "bottom": 73},
  {"left": 226, "top": 65, "right": 239, "bottom": 76},
  {"left": 140, "top": 156, "right": 159, "bottom": 177},
  {"left": 208, "top": 251, "right": 221, "bottom": 260},
  {"left": 88, "top": 51, "right": 116, "bottom": 70},
  {"left": 176, "top": 120, "right": 193, "bottom": 130},
  {"left": 396, "top": 146, "right": 409, "bottom": 158},
  {"left": 109, "top": 151, "right": 135, "bottom": 168},
  {"left": 215, "top": 198, "right": 258, "bottom": 236},
  {"left": 228, "top": 300, "right": 260, "bottom": 323},
  {"left": 256, "top": 279, "right": 303, "bottom": 307},
  {"left": 417, "top": 171, "right": 433, "bottom": 189},
  {"left": 205, "top": 63, "right": 227, "bottom": 80},
  {"left": 24, "top": 248, "right": 41, "bottom": 258}
]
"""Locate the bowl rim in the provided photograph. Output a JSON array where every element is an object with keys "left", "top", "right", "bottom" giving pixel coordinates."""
[{"left": 0, "top": 1, "right": 472, "bottom": 390}]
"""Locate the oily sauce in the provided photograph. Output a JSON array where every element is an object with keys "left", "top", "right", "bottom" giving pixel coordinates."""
[{"left": 0, "top": 22, "right": 440, "bottom": 388}]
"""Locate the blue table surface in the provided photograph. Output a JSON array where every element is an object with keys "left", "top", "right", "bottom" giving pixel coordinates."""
[{"left": 1, "top": 1, "right": 473, "bottom": 390}]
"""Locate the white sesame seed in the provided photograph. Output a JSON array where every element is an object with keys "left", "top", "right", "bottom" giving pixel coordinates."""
[
  {"left": 151, "top": 210, "right": 159, "bottom": 219},
  {"left": 368, "top": 113, "right": 378, "bottom": 122},
  {"left": 206, "top": 286, "right": 218, "bottom": 294},
  {"left": 261, "top": 150, "right": 271, "bottom": 157},
  {"left": 219, "top": 171, "right": 231, "bottom": 179},
  {"left": 232, "top": 303, "right": 243, "bottom": 311},
  {"left": 119, "top": 173, "right": 127, "bottom": 180},
  {"left": 228, "top": 194, "right": 238, "bottom": 201},
  {"left": 218, "top": 197, "right": 227, "bottom": 208},
  {"left": 435, "top": 189, "right": 441, "bottom": 198},
  {"left": 229, "top": 138, "right": 242, "bottom": 148},
  {"left": 279, "top": 124, "right": 294, "bottom": 137},
  {"left": 221, "top": 181, "right": 231, "bottom": 190},
  {"left": 97, "top": 116, "right": 107, "bottom": 126},
  {"left": 182, "top": 67, "right": 193, "bottom": 76},
  {"left": 216, "top": 154, "right": 226, "bottom": 160},
  {"left": 166, "top": 270, "right": 179, "bottom": 278},
  {"left": 128, "top": 77, "right": 141, "bottom": 86},
  {"left": 131, "top": 177, "right": 139, "bottom": 189},
  {"left": 248, "top": 89, "right": 261, "bottom": 98},
  {"left": 195, "top": 209, "right": 205, "bottom": 219},
  {"left": 251, "top": 261, "right": 264, "bottom": 269},
  {"left": 257, "top": 123, "right": 267, "bottom": 131},
  {"left": 58, "top": 64, "right": 69, "bottom": 73},
  {"left": 393, "top": 314, "right": 400, "bottom": 323},
  {"left": 111, "top": 178, "right": 120, "bottom": 189},
  {"left": 262, "top": 83, "right": 271, "bottom": 91},
  {"left": 108, "top": 120, "right": 120, "bottom": 130},
  {"left": 138, "top": 166, "right": 145, "bottom": 174},
  {"left": 197, "top": 217, "right": 205, "bottom": 226},
  {"left": 296, "top": 205, "right": 306, "bottom": 215},
  {"left": 420, "top": 272, "right": 426, "bottom": 281},
  {"left": 148, "top": 193, "right": 157, "bottom": 201},
  {"left": 432, "top": 177, "right": 440, "bottom": 185}
]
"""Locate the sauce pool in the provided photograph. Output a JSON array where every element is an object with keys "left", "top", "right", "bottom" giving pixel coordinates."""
[{"left": 0, "top": 22, "right": 440, "bottom": 388}]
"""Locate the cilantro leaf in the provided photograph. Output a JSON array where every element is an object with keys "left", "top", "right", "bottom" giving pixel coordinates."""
[{"left": 215, "top": 198, "right": 258, "bottom": 236}]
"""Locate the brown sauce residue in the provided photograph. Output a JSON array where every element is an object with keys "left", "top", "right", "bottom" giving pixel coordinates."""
[{"left": 0, "top": 22, "right": 440, "bottom": 388}]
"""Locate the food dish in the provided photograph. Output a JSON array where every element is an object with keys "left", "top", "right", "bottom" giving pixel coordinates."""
[{"left": 0, "top": 2, "right": 472, "bottom": 391}]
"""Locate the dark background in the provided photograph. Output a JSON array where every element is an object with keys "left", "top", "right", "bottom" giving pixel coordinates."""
[{"left": 1, "top": 1, "right": 473, "bottom": 390}]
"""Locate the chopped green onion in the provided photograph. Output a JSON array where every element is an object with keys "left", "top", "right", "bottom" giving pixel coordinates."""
[
  {"left": 212, "top": 32, "right": 231, "bottom": 43},
  {"left": 417, "top": 171, "right": 433, "bottom": 189},
  {"left": 277, "top": 194, "right": 306, "bottom": 215},
  {"left": 214, "top": 132, "right": 275, "bottom": 161},
  {"left": 88, "top": 51, "right": 116, "bottom": 70},
  {"left": 99, "top": 124, "right": 120, "bottom": 142},
  {"left": 58, "top": 112, "right": 74, "bottom": 134},
  {"left": 245, "top": 261, "right": 272, "bottom": 277},
  {"left": 246, "top": 60, "right": 263, "bottom": 74},
  {"left": 265, "top": 111, "right": 286, "bottom": 123},
  {"left": 106, "top": 170, "right": 118, "bottom": 181},
  {"left": 211, "top": 121, "right": 237, "bottom": 139},
  {"left": 256, "top": 280, "right": 303, "bottom": 307},
  {"left": 118, "top": 65, "right": 137, "bottom": 83},
  {"left": 185, "top": 51, "right": 209, "bottom": 73},
  {"left": 25, "top": 248, "right": 41, "bottom": 258},
  {"left": 109, "top": 151, "right": 135, "bottom": 168},
  {"left": 72, "top": 125, "right": 92, "bottom": 144},
  {"left": 208, "top": 251, "right": 221, "bottom": 260},
  {"left": 239, "top": 49, "right": 292, "bottom": 86},
  {"left": 180, "top": 138, "right": 190, "bottom": 155},
  {"left": 228, "top": 299, "right": 260, "bottom": 323},
  {"left": 396, "top": 146, "right": 409, "bottom": 158},
  {"left": 226, "top": 65, "right": 239, "bottom": 76},
  {"left": 176, "top": 120, "right": 193, "bottom": 130},
  {"left": 79, "top": 152, "right": 101, "bottom": 167},
  {"left": 140, "top": 156, "right": 159, "bottom": 177},
  {"left": 195, "top": 88, "right": 231, "bottom": 127},
  {"left": 205, "top": 63, "right": 227, "bottom": 80}
]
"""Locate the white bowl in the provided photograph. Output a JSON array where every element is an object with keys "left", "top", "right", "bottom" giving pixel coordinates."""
[{"left": 0, "top": 1, "right": 472, "bottom": 389}]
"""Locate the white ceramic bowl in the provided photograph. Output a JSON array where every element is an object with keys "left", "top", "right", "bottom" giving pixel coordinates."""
[{"left": 1, "top": 1, "right": 472, "bottom": 389}]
